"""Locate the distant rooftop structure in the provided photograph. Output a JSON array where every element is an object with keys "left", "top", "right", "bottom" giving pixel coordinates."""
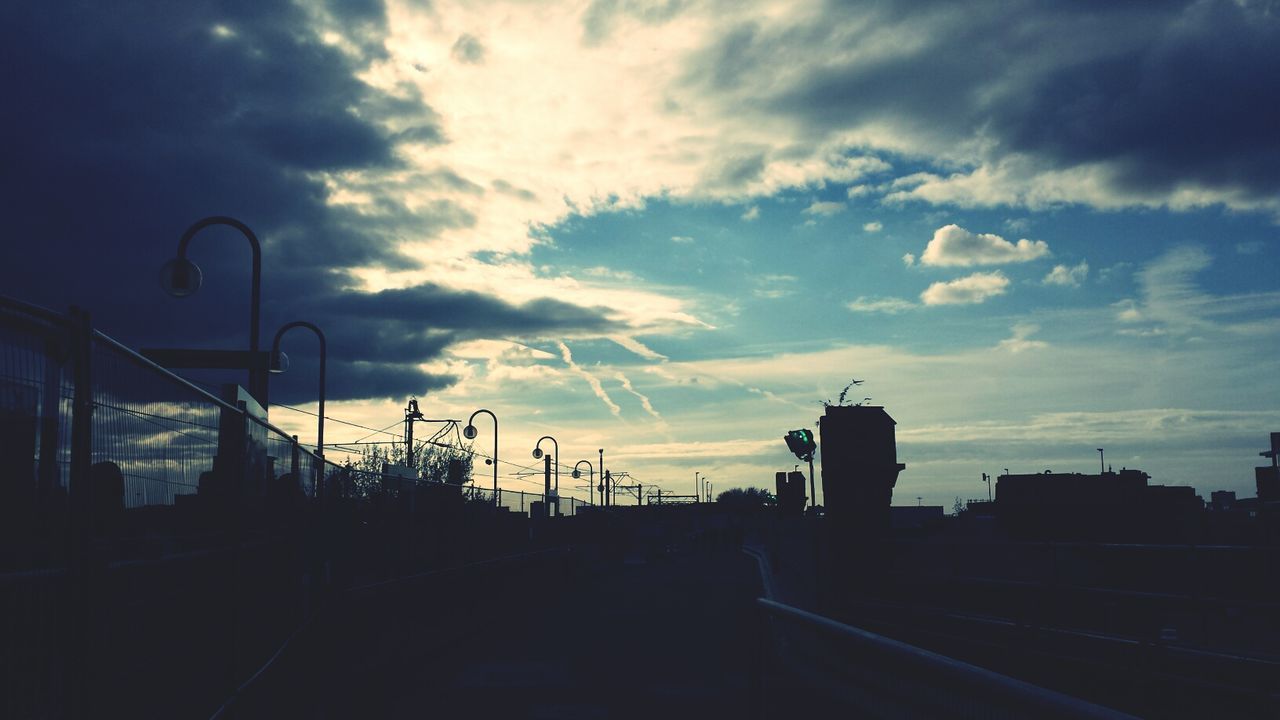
[{"left": 995, "top": 469, "right": 1203, "bottom": 542}]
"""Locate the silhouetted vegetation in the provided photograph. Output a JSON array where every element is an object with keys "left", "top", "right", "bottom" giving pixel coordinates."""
[
  {"left": 353, "top": 440, "right": 474, "bottom": 486},
  {"left": 715, "top": 486, "right": 776, "bottom": 510}
]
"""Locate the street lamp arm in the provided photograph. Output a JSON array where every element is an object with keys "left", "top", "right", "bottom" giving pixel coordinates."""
[
  {"left": 466, "top": 408, "right": 499, "bottom": 500},
  {"left": 534, "top": 435, "right": 559, "bottom": 493},
  {"left": 175, "top": 216, "right": 263, "bottom": 352},
  {"left": 270, "top": 321, "right": 327, "bottom": 463}
]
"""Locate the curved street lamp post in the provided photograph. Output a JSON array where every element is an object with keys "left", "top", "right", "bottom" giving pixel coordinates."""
[
  {"left": 159, "top": 216, "right": 264, "bottom": 402},
  {"left": 532, "top": 436, "right": 558, "bottom": 516},
  {"left": 572, "top": 460, "right": 594, "bottom": 506},
  {"left": 270, "top": 321, "right": 326, "bottom": 491},
  {"left": 463, "top": 409, "right": 499, "bottom": 503}
]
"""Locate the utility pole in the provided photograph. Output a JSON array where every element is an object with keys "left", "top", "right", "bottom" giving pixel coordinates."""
[
  {"left": 404, "top": 398, "right": 424, "bottom": 467},
  {"left": 1098, "top": 448, "right": 1105, "bottom": 475},
  {"left": 599, "top": 448, "right": 606, "bottom": 506},
  {"left": 983, "top": 473, "right": 991, "bottom": 502}
]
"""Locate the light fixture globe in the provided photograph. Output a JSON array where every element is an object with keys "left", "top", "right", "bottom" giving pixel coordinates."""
[
  {"left": 463, "top": 424, "right": 478, "bottom": 440},
  {"left": 532, "top": 447, "right": 543, "bottom": 459},
  {"left": 159, "top": 257, "right": 203, "bottom": 297},
  {"left": 572, "top": 469, "right": 580, "bottom": 479},
  {"left": 269, "top": 350, "right": 289, "bottom": 374}
]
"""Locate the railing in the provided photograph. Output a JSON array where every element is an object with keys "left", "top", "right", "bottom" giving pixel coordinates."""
[
  {"left": 755, "top": 597, "right": 1140, "bottom": 719},
  {"left": 0, "top": 296, "right": 588, "bottom": 719}
]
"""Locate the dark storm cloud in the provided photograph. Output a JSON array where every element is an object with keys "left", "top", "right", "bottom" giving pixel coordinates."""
[
  {"left": 314, "top": 284, "right": 620, "bottom": 336},
  {"left": 0, "top": 0, "right": 416, "bottom": 321},
  {"left": 272, "top": 356, "right": 457, "bottom": 404},
  {"left": 687, "top": 0, "right": 1280, "bottom": 205},
  {"left": 0, "top": 1, "right": 618, "bottom": 403},
  {"left": 266, "top": 284, "right": 620, "bottom": 403}
]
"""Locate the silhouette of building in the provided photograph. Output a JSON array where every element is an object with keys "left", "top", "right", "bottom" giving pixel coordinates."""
[
  {"left": 995, "top": 469, "right": 1204, "bottom": 542},
  {"left": 775, "top": 470, "right": 807, "bottom": 517},
  {"left": 818, "top": 405, "right": 905, "bottom": 539}
]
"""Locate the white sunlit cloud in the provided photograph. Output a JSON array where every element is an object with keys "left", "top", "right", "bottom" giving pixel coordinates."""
[
  {"left": 615, "top": 371, "right": 667, "bottom": 429},
  {"left": 919, "top": 224, "right": 1050, "bottom": 267},
  {"left": 1043, "top": 261, "right": 1089, "bottom": 287},
  {"left": 920, "top": 271, "right": 1010, "bottom": 306},
  {"left": 803, "top": 200, "right": 846, "bottom": 217},
  {"left": 863, "top": 221, "right": 882, "bottom": 233},
  {"left": 1114, "top": 245, "right": 1280, "bottom": 338},
  {"left": 847, "top": 296, "right": 916, "bottom": 314},
  {"left": 557, "top": 341, "right": 621, "bottom": 416},
  {"left": 997, "top": 323, "right": 1049, "bottom": 353},
  {"left": 610, "top": 335, "right": 668, "bottom": 361}
]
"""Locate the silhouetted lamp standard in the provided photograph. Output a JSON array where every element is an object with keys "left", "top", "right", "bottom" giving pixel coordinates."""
[
  {"left": 572, "top": 460, "right": 594, "bottom": 505},
  {"left": 532, "top": 436, "right": 559, "bottom": 516},
  {"left": 598, "top": 448, "right": 605, "bottom": 506},
  {"left": 158, "top": 216, "right": 265, "bottom": 402},
  {"left": 1098, "top": 448, "right": 1105, "bottom": 474},
  {"left": 695, "top": 471, "right": 702, "bottom": 504},
  {"left": 463, "top": 409, "right": 498, "bottom": 502},
  {"left": 269, "top": 322, "right": 326, "bottom": 484}
]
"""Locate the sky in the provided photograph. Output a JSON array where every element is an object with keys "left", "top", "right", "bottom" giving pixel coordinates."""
[{"left": 3, "top": 0, "right": 1278, "bottom": 506}]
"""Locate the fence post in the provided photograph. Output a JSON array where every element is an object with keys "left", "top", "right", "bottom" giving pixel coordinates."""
[{"left": 65, "top": 306, "right": 93, "bottom": 720}]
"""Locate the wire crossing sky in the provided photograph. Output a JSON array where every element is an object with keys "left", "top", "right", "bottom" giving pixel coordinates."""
[{"left": 3, "top": 0, "right": 1278, "bottom": 504}]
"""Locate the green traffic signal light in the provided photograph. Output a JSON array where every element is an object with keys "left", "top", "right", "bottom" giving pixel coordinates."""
[{"left": 784, "top": 428, "right": 816, "bottom": 460}]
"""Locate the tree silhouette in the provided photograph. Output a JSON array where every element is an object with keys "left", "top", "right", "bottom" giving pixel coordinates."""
[
  {"left": 354, "top": 440, "right": 473, "bottom": 486},
  {"left": 715, "top": 486, "right": 777, "bottom": 510}
]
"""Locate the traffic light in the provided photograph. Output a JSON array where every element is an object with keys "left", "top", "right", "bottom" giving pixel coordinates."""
[{"left": 784, "top": 428, "right": 816, "bottom": 461}]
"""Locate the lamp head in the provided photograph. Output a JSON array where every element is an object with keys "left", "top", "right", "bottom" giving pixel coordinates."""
[
  {"left": 532, "top": 447, "right": 543, "bottom": 460},
  {"left": 462, "top": 424, "right": 478, "bottom": 440},
  {"left": 159, "top": 257, "right": 203, "bottom": 298},
  {"left": 572, "top": 469, "right": 580, "bottom": 479},
  {"left": 269, "top": 350, "right": 289, "bottom": 374}
]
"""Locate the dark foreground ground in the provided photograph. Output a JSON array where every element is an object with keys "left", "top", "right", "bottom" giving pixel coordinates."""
[
  {"left": 385, "top": 547, "right": 763, "bottom": 720},
  {"left": 236, "top": 543, "right": 771, "bottom": 720}
]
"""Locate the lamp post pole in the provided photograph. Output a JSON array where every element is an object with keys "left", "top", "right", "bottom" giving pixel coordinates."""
[
  {"left": 1097, "top": 448, "right": 1105, "bottom": 474},
  {"left": 598, "top": 448, "right": 605, "bottom": 506},
  {"left": 162, "top": 216, "right": 264, "bottom": 403},
  {"left": 270, "top": 321, "right": 326, "bottom": 489},
  {"left": 464, "top": 409, "right": 499, "bottom": 502},
  {"left": 695, "top": 471, "right": 701, "bottom": 504}
]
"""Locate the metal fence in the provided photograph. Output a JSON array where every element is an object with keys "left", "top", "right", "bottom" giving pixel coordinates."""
[{"left": 0, "top": 296, "right": 586, "bottom": 719}]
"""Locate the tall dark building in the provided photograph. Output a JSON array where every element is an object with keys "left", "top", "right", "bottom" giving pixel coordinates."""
[{"left": 818, "top": 405, "right": 905, "bottom": 538}]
